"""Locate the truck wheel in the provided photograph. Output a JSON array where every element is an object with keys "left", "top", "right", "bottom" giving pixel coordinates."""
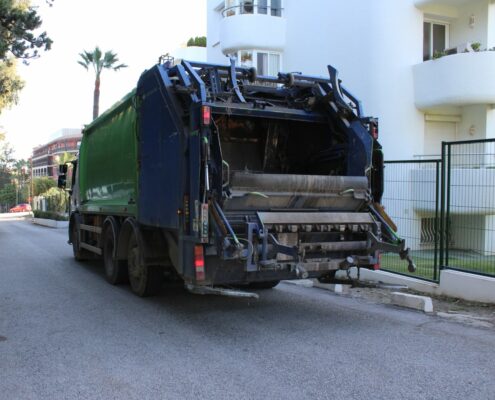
[
  {"left": 127, "top": 233, "right": 162, "bottom": 297},
  {"left": 249, "top": 280, "right": 280, "bottom": 289},
  {"left": 103, "top": 225, "right": 128, "bottom": 285},
  {"left": 71, "top": 218, "right": 89, "bottom": 261}
]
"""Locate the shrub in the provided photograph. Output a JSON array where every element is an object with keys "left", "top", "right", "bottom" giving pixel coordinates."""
[
  {"left": 33, "top": 210, "right": 68, "bottom": 221},
  {"left": 471, "top": 42, "right": 481, "bottom": 52},
  {"left": 40, "top": 187, "right": 67, "bottom": 213}
]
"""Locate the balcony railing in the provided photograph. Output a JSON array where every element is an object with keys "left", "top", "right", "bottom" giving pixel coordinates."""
[{"left": 222, "top": 2, "right": 283, "bottom": 18}]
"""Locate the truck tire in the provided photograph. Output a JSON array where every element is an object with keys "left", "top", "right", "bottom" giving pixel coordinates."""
[
  {"left": 103, "top": 224, "right": 128, "bottom": 285},
  {"left": 71, "top": 217, "right": 90, "bottom": 261},
  {"left": 249, "top": 280, "right": 280, "bottom": 289},
  {"left": 127, "top": 233, "right": 162, "bottom": 297}
]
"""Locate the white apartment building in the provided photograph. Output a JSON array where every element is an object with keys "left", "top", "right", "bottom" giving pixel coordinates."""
[
  {"left": 206, "top": 0, "right": 495, "bottom": 255},
  {"left": 207, "top": 0, "right": 495, "bottom": 160}
]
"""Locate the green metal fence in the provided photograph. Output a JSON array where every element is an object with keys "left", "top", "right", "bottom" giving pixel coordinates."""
[
  {"left": 441, "top": 139, "right": 495, "bottom": 277},
  {"left": 381, "top": 138, "right": 495, "bottom": 281},
  {"left": 381, "top": 160, "right": 441, "bottom": 281}
]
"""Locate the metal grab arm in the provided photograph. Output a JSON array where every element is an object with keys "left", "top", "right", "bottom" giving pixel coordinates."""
[{"left": 367, "top": 232, "right": 416, "bottom": 273}]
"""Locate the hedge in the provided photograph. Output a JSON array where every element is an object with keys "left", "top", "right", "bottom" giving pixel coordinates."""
[{"left": 33, "top": 210, "right": 68, "bottom": 221}]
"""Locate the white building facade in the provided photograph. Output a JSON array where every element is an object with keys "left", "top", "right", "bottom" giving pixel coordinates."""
[
  {"left": 207, "top": 0, "right": 495, "bottom": 256},
  {"left": 207, "top": 0, "right": 495, "bottom": 160}
]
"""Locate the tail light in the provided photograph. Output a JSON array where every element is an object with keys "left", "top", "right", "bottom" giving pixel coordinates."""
[
  {"left": 201, "top": 105, "right": 211, "bottom": 126},
  {"left": 194, "top": 245, "right": 205, "bottom": 281}
]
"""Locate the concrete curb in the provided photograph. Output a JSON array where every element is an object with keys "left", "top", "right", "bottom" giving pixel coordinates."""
[
  {"left": 282, "top": 279, "right": 351, "bottom": 294},
  {"left": 351, "top": 268, "right": 495, "bottom": 304},
  {"left": 312, "top": 280, "right": 350, "bottom": 294},
  {"left": 32, "top": 218, "right": 69, "bottom": 229},
  {"left": 391, "top": 292, "right": 433, "bottom": 313},
  {"left": 0, "top": 212, "right": 32, "bottom": 219}
]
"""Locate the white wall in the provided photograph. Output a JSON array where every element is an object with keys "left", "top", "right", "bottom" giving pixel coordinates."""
[
  {"left": 459, "top": 104, "right": 488, "bottom": 140},
  {"left": 488, "top": 1, "right": 495, "bottom": 48},
  {"left": 207, "top": 0, "right": 229, "bottom": 64},
  {"left": 172, "top": 46, "right": 207, "bottom": 64},
  {"left": 450, "top": 0, "right": 489, "bottom": 49},
  {"left": 283, "top": 0, "right": 424, "bottom": 160}
]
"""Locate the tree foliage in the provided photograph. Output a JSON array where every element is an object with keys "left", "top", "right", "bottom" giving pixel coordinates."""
[
  {"left": 0, "top": 134, "right": 15, "bottom": 188},
  {"left": 186, "top": 36, "right": 206, "bottom": 47},
  {"left": 77, "top": 47, "right": 127, "bottom": 79},
  {"left": 40, "top": 186, "right": 66, "bottom": 212},
  {"left": 0, "top": 0, "right": 52, "bottom": 113},
  {"left": 0, "top": 0, "right": 53, "bottom": 61},
  {"left": 78, "top": 46, "right": 127, "bottom": 119},
  {"left": 54, "top": 151, "right": 75, "bottom": 165},
  {"left": 0, "top": 182, "right": 16, "bottom": 207},
  {"left": 33, "top": 176, "right": 55, "bottom": 196},
  {"left": 0, "top": 59, "right": 24, "bottom": 111}
]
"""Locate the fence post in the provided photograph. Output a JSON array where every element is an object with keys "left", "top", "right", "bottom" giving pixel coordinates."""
[
  {"left": 434, "top": 160, "right": 440, "bottom": 281},
  {"left": 446, "top": 142, "right": 452, "bottom": 268},
  {"left": 439, "top": 142, "right": 446, "bottom": 269}
]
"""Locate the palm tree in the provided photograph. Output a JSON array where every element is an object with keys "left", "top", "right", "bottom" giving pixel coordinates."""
[{"left": 77, "top": 47, "right": 127, "bottom": 120}]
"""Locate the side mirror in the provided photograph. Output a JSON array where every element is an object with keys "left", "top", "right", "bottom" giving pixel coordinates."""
[
  {"left": 59, "top": 164, "right": 68, "bottom": 174},
  {"left": 58, "top": 174, "right": 66, "bottom": 189}
]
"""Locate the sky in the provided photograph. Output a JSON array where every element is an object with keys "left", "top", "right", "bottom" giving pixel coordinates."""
[{"left": 0, "top": 0, "right": 207, "bottom": 159}]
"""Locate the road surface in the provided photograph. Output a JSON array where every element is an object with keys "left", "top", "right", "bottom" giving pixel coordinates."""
[{"left": 1, "top": 219, "right": 494, "bottom": 400}]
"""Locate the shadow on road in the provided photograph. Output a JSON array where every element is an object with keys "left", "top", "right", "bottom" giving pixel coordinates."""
[{"left": 68, "top": 257, "right": 367, "bottom": 338}]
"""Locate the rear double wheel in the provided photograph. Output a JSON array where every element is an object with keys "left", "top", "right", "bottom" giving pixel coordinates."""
[{"left": 127, "top": 232, "right": 162, "bottom": 297}]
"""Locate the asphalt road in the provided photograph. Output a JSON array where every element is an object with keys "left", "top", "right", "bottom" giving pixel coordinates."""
[{"left": 1, "top": 219, "right": 495, "bottom": 400}]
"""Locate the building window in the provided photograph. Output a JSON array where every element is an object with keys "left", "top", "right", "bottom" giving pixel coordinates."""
[
  {"left": 241, "top": 0, "right": 253, "bottom": 14},
  {"left": 223, "top": 0, "right": 282, "bottom": 17},
  {"left": 237, "top": 50, "right": 281, "bottom": 76},
  {"left": 423, "top": 21, "right": 449, "bottom": 61},
  {"left": 257, "top": 52, "right": 280, "bottom": 76}
]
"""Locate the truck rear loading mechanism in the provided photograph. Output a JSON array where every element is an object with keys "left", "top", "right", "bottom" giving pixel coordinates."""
[{"left": 60, "top": 59, "right": 415, "bottom": 297}]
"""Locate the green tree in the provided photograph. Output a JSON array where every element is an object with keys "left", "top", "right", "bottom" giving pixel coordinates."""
[
  {"left": 54, "top": 151, "right": 75, "bottom": 166},
  {"left": 0, "top": 132, "right": 15, "bottom": 188},
  {"left": 0, "top": 182, "right": 16, "bottom": 209},
  {"left": 186, "top": 36, "right": 206, "bottom": 47},
  {"left": 0, "top": 0, "right": 52, "bottom": 113},
  {"left": 0, "top": 59, "right": 24, "bottom": 111},
  {"left": 33, "top": 176, "right": 55, "bottom": 196},
  {"left": 77, "top": 46, "right": 127, "bottom": 120},
  {"left": 40, "top": 186, "right": 66, "bottom": 212}
]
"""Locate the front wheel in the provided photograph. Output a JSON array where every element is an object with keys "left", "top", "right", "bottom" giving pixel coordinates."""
[
  {"left": 71, "top": 217, "right": 90, "bottom": 261},
  {"left": 127, "top": 233, "right": 162, "bottom": 297},
  {"left": 103, "top": 225, "right": 128, "bottom": 285}
]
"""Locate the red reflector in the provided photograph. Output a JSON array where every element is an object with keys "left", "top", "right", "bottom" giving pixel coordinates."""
[
  {"left": 371, "top": 125, "right": 378, "bottom": 140},
  {"left": 373, "top": 252, "right": 381, "bottom": 270},
  {"left": 201, "top": 105, "right": 211, "bottom": 126},
  {"left": 194, "top": 245, "right": 205, "bottom": 281}
]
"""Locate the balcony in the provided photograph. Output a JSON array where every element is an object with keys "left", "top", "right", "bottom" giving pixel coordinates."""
[
  {"left": 413, "top": 51, "right": 495, "bottom": 109},
  {"left": 219, "top": 4, "right": 286, "bottom": 55},
  {"left": 415, "top": 0, "right": 472, "bottom": 8}
]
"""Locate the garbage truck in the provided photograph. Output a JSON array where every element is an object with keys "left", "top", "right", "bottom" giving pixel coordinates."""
[{"left": 59, "top": 58, "right": 415, "bottom": 297}]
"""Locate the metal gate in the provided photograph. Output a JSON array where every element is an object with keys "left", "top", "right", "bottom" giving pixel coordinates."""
[{"left": 382, "top": 138, "right": 495, "bottom": 281}]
